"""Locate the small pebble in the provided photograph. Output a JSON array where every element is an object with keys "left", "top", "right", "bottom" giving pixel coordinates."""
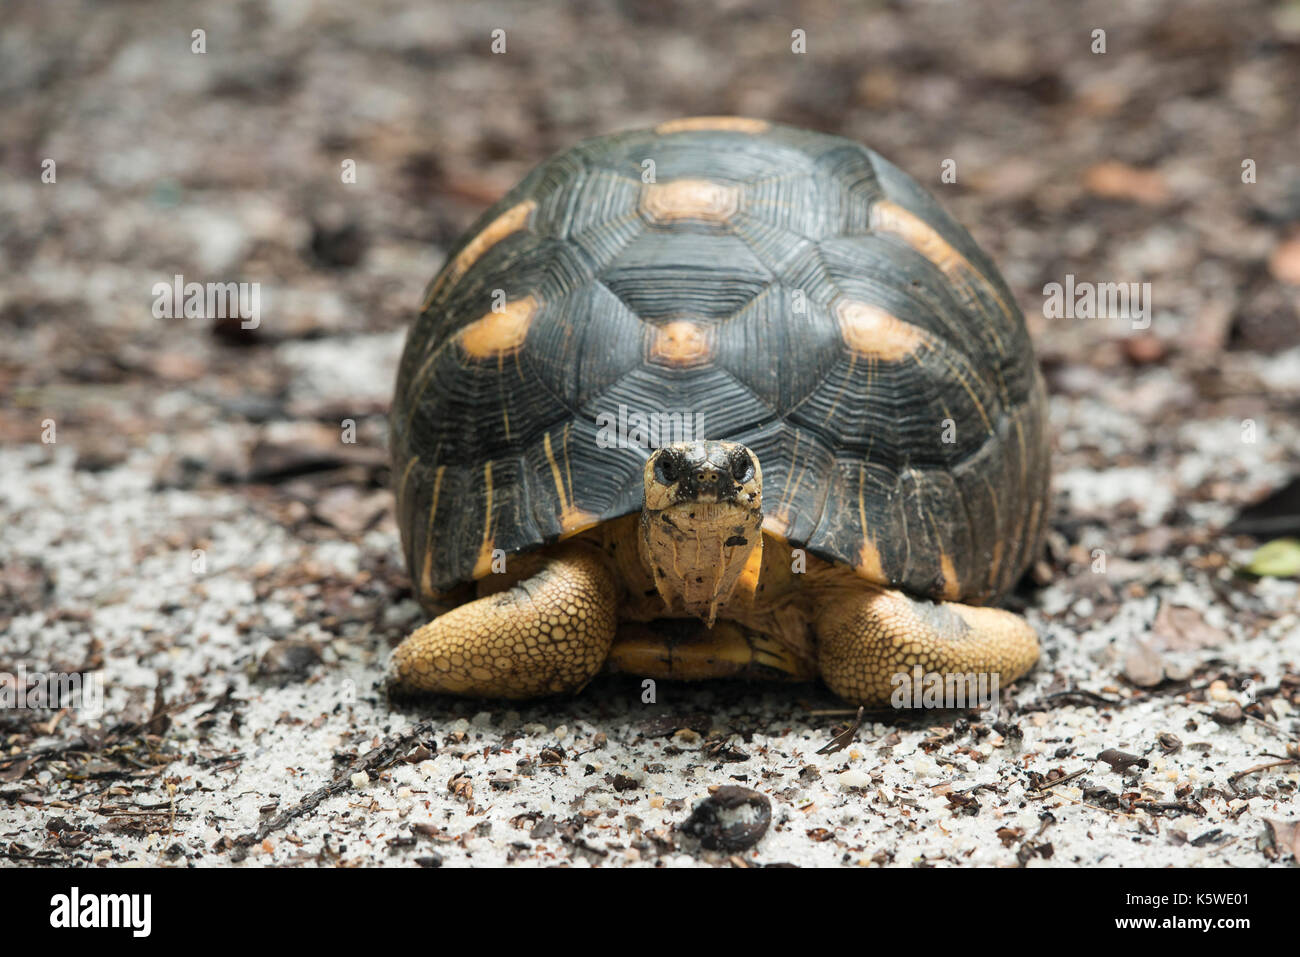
[
  {"left": 908, "top": 755, "right": 939, "bottom": 778},
  {"left": 839, "top": 769, "right": 871, "bottom": 789},
  {"left": 1207, "top": 680, "right": 1233, "bottom": 702}
]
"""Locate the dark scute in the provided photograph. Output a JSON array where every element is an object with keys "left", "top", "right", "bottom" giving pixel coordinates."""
[{"left": 599, "top": 231, "right": 771, "bottom": 321}]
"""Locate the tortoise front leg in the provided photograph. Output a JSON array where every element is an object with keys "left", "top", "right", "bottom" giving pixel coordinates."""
[
  {"left": 388, "top": 545, "right": 617, "bottom": 699},
  {"left": 814, "top": 587, "right": 1039, "bottom": 707}
]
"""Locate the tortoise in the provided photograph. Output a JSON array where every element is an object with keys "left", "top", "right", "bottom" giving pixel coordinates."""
[{"left": 387, "top": 116, "right": 1050, "bottom": 706}]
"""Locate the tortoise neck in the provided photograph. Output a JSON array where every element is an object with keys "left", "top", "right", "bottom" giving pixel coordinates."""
[{"left": 637, "top": 498, "right": 763, "bottom": 627}]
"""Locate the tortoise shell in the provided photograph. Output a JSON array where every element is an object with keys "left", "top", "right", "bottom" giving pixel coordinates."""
[{"left": 391, "top": 117, "right": 1050, "bottom": 608}]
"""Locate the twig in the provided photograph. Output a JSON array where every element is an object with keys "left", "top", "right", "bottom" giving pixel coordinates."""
[
  {"left": 816, "top": 706, "right": 865, "bottom": 755},
  {"left": 1228, "top": 758, "right": 1298, "bottom": 793},
  {"left": 1019, "top": 689, "right": 1124, "bottom": 713},
  {"left": 231, "top": 718, "right": 441, "bottom": 849},
  {"left": 1244, "top": 712, "right": 1299, "bottom": 743},
  {"left": 1027, "top": 767, "right": 1090, "bottom": 792}
]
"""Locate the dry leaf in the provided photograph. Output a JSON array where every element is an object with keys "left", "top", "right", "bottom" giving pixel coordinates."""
[
  {"left": 1265, "top": 819, "right": 1300, "bottom": 859},
  {"left": 1152, "top": 602, "right": 1226, "bottom": 650},
  {"left": 1123, "top": 637, "right": 1165, "bottom": 687},
  {"left": 1084, "top": 161, "right": 1171, "bottom": 205},
  {"left": 1269, "top": 237, "right": 1300, "bottom": 285}
]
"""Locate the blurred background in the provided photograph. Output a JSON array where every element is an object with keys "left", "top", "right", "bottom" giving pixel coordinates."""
[
  {"left": 3, "top": 0, "right": 1299, "bottom": 484},
  {"left": 1, "top": 0, "right": 1299, "bottom": 867}
]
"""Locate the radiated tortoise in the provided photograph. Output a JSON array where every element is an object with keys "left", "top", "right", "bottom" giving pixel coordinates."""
[{"left": 387, "top": 117, "right": 1050, "bottom": 706}]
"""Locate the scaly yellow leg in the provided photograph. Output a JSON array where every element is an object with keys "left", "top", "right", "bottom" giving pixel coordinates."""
[
  {"left": 815, "top": 586, "right": 1039, "bottom": 706},
  {"left": 388, "top": 545, "right": 617, "bottom": 699}
]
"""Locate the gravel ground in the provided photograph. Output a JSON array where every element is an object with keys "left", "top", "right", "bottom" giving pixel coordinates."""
[{"left": 2, "top": 0, "right": 1299, "bottom": 868}]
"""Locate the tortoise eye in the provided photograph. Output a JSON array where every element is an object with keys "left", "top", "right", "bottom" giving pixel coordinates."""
[
  {"left": 730, "top": 453, "right": 754, "bottom": 483},
  {"left": 655, "top": 454, "right": 681, "bottom": 485}
]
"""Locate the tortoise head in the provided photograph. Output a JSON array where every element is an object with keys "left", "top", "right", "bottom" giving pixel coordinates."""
[{"left": 639, "top": 442, "right": 763, "bottom": 625}]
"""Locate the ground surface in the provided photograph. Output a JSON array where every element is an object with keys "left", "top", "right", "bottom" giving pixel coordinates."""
[{"left": 2, "top": 0, "right": 1299, "bottom": 867}]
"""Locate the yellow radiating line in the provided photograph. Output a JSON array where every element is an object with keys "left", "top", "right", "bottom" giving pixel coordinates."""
[
  {"left": 500, "top": 356, "right": 515, "bottom": 441},
  {"left": 543, "top": 431, "right": 571, "bottom": 516},
  {"left": 481, "top": 461, "right": 494, "bottom": 545},
  {"left": 562, "top": 421, "right": 577, "bottom": 507},
  {"left": 854, "top": 460, "right": 886, "bottom": 582},
  {"left": 933, "top": 352, "right": 992, "bottom": 434},
  {"left": 907, "top": 349, "right": 957, "bottom": 443},
  {"left": 919, "top": 489, "right": 951, "bottom": 595},
  {"left": 1014, "top": 416, "right": 1027, "bottom": 487},
  {"left": 421, "top": 464, "right": 446, "bottom": 594},
  {"left": 428, "top": 464, "right": 446, "bottom": 522},
  {"left": 397, "top": 454, "right": 419, "bottom": 511},
  {"left": 856, "top": 461, "right": 869, "bottom": 548},
  {"left": 778, "top": 430, "right": 805, "bottom": 517},
  {"left": 470, "top": 461, "right": 496, "bottom": 578}
]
